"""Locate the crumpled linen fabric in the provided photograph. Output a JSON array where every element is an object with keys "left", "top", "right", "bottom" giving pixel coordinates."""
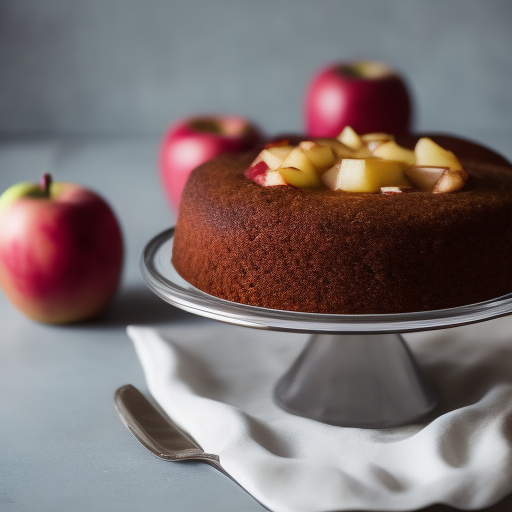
[{"left": 127, "top": 316, "right": 512, "bottom": 512}]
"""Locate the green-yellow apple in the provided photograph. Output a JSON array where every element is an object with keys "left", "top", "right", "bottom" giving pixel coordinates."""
[
  {"left": 0, "top": 174, "right": 123, "bottom": 324},
  {"left": 160, "top": 115, "right": 262, "bottom": 211},
  {"left": 305, "top": 60, "right": 412, "bottom": 137}
]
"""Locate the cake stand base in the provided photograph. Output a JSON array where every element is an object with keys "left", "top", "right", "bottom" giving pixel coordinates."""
[{"left": 274, "top": 333, "right": 437, "bottom": 429}]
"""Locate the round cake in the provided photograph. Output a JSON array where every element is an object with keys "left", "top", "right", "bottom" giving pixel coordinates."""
[{"left": 172, "top": 134, "right": 512, "bottom": 314}]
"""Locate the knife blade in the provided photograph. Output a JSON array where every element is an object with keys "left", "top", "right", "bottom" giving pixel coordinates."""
[{"left": 114, "top": 384, "right": 220, "bottom": 466}]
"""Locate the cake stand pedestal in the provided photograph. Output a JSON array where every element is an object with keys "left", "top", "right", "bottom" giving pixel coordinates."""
[
  {"left": 274, "top": 333, "right": 435, "bottom": 428},
  {"left": 142, "top": 228, "right": 512, "bottom": 429}
]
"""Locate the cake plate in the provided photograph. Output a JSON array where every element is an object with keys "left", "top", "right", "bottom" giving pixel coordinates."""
[{"left": 141, "top": 228, "right": 512, "bottom": 429}]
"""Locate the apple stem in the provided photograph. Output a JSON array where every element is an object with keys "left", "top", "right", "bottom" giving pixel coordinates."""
[{"left": 40, "top": 173, "right": 52, "bottom": 198}]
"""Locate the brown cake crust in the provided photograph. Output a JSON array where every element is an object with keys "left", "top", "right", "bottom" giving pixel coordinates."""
[{"left": 172, "top": 134, "right": 512, "bottom": 314}]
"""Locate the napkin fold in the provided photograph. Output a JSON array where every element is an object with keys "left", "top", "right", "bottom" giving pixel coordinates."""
[{"left": 128, "top": 316, "right": 512, "bottom": 512}]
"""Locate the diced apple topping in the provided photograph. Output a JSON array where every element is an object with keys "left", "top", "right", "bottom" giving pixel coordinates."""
[
  {"left": 352, "top": 146, "right": 373, "bottom": 159},
  {"left": 372, "top": 141, "right": 415, "bottom": 165},
  {"left": 245, "top": 129, "right": 469, "bottom": 194},
  {"left": 244, "top": 160, "right": 288, "bottom": 187},
  {"left": 299, "top": 141, "right": 336, "bottom": 171},
  {"left": 250, "top": 146, "right": 293, "bottom": 171},
  {"left": 322, "top": 158, "right": 409, "bottom": 193},
  {"left": 265, "top": 170, "right": 289, "bottom": 187},
  {"left": 314, "top": 138, "right": 355, "bottom": 159},
  {"left": 404, "top": 166, "right": 447, "bottom": 192},
  {"left": 245, "top": 142, "right": 324, "bottom": 189},
  {"left": 337, "top": 126, "right": 363, "bottom": 150},
  {"left": 433, "top": 169, "right": 469, "bottom": 194},
  {"left": 414, "top": 137, "right": 462, "bottom": 170},
  {"left": 278, "top": 146, "right": 323, "bottom": 188},
  {"left": 278, "top": 167, "right": 322, "bottom": 189},
  {"left": 404, "top": 166, "right": 469, "bottom": 193},
  {"left": 381, "top": 186, "right": 413, "bottom": 194},
  {"left": 245, "top": 161, "right": 269, "bottom": 185},
  {"left": 281, "top": 146, "right": 317, "bottom": 174},
  {"left": 362, "top": 132, "right": 395, "bottom": 151}
]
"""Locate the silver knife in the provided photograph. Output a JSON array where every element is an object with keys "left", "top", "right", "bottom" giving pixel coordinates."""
[{"left": 114, "top": 384, "right": 221, "bottom": 468}]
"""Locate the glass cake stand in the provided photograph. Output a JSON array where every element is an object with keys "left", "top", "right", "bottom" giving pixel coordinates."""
[{"left": 141, "top": 228, "right": 512, "bottom": 429}]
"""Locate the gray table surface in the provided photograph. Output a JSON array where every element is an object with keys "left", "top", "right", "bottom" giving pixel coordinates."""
[{"left": 2, "top": 134, "right": 512, "bottom": 512}]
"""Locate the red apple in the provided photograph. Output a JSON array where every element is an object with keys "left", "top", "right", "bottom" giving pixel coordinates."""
[
  {"left": 0, "top": 174, "right": 123, "bottom": 324},
  {"left": 305, "top": 60, "right": 412, "bottom": 137},
  {"left": 160, "top": 115, "right": 262, "bottom": 210}
]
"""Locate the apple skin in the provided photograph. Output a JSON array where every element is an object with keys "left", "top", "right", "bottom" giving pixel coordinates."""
[
  {"left": 305, "top": 61, "right": 412, "bottom": 137},
  {"left": 160, "top": 115, "right": 262, "bottom": 210},
  {"left": 0, "top": 178, "right": 123, "bottom": 324}
]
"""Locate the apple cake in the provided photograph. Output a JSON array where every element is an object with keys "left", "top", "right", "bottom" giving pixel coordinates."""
[{"left": 171, "top": 132, "right": 512, "bottom": 314}]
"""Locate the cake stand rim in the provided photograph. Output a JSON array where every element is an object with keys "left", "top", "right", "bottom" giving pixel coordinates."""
[{"left": 140, "top": 227, "right": 512, "bottom": 334}]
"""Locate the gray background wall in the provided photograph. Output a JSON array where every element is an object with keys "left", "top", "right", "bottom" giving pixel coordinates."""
[{"left": 0, "top": 0, "right": 511, "bottom": 139}]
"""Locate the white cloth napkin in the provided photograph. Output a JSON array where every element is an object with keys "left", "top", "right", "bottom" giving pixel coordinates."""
[{"left": 127, "top": 316, "right": 512, "bottom": 512}]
